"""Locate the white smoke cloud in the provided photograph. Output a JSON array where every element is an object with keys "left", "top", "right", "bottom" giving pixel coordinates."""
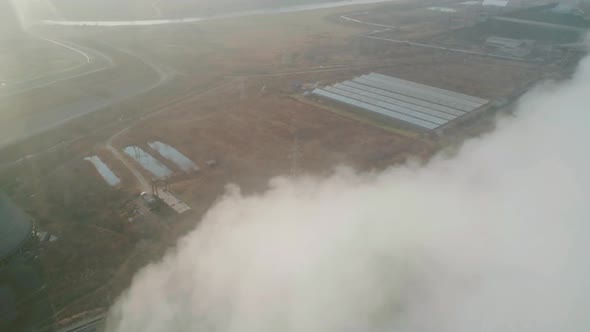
[{"left": 105, "top": 54, "right": 590, "bottom": 332}]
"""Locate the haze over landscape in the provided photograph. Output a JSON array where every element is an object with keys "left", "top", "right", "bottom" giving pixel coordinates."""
[
  {"left": 106, "top": 51, "right": 590, "bottom": 332},
  {"left": 8, "top": 0, "right": 388, "bottom": 22},
  {"left": 1, "top": 1, "right": 589, "bottom": 331}
]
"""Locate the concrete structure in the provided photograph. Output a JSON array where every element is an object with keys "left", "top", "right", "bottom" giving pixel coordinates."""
[
  {"left": 312, "top": 73, "right": 489, "bottom": 131},
  {"left": 0, "top": 192, "right": 33, "bottom": 265}
]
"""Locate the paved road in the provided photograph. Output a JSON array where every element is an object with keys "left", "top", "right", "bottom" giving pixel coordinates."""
[
  {"left": 41, "top": 0, "right": 397, "bottom": 26},
  {"left": 0, "top": 42, "right": 171, "bottom": 148},
  {"left": 0, "top": 38, "right": 114, "bottom": 99},
  {"left": 339, "top": 12, "right": 531, "bottom": 62},
  {"left": 492, "top": 16, "right": 587, "bottom": 33}
]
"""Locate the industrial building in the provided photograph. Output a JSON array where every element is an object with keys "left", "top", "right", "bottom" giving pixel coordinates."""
[
  {"left": 312, "top": 73, "right": 489, "bottom": 132},
  {"left": 0, "top": 192, "right": 33, "bottom": 266}
]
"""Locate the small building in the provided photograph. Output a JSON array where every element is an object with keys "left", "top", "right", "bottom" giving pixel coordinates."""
[{"left": 486, "top": 36, "right": 526, "bottom": 48}]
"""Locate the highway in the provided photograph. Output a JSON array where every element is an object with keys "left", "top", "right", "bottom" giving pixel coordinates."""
[
  {"left": 0, "top": 42, "right": 172, "bottom": 148},
  {"left": 0, "top": 37, "right": 114, "bottom": 99},
  {"left": 40, "top": 0, "right": 397, "bottom": 27},
  {"left": 40, "top": 37, "right": 93, "bottom": 64}
]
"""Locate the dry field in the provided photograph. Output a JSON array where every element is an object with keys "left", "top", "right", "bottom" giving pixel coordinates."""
[{"left": 0, "top": 0, "right": 568, "bottom": 325}]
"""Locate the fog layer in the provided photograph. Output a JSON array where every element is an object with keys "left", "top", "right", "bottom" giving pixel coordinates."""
[{"left": 106, "top": 54, "right": 590, "bottom": 332}]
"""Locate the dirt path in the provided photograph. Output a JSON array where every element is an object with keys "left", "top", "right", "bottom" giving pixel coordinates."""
[
  {"left": 106, "top": 127, "right": 151, "bottom": 194},
  {"left": 340, "top": 11, "right": 531, "bottom": 62}
]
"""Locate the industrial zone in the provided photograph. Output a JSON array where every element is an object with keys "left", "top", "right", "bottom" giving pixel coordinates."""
[{"left": 0, "top": 0, "right": 588, "bottom": 331}]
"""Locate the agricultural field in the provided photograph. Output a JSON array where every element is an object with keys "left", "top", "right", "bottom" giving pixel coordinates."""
[{"left": 0, "top": 0, "right": 580, "bottom": 328}]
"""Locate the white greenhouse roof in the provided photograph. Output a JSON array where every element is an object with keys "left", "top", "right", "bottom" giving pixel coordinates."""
[{"left": 312, "top": 73, "right": 489, "bottom": 130}]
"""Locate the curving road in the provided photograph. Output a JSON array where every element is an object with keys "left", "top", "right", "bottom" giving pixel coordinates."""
[
  {"left": 40, "top": 0, "right": 397, "bottom": 27},
  {"left": 0, "top": 37, "right": 114, "bottom": 99},
  {"left": 0, "top": 40, "right": 174, "bottom": 148}
]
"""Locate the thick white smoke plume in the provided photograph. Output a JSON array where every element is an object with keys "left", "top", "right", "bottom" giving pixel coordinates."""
[{"left": 106, "top": 55, "right": 590, "bottom": 332}]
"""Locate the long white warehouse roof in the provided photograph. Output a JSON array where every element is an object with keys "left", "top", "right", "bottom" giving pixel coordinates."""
[{"left": 312, "top": 73, "right": 489, "bottom": 130}]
